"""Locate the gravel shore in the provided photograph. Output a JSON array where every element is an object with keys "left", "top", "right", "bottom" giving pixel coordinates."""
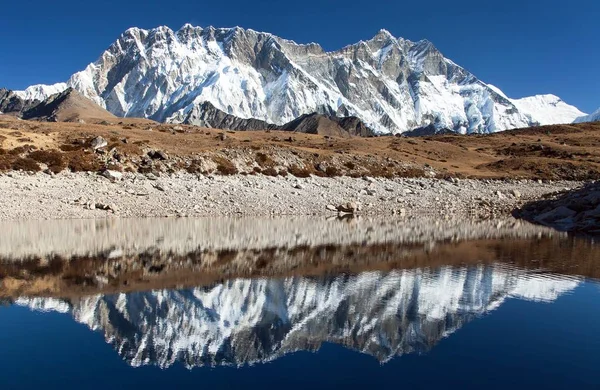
[{"left": 0, "top": 171, "right": 582, "bottom": 220}]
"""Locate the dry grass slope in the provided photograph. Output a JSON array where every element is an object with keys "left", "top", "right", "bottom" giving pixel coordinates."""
[{"left": 0, "top": 114, "right": 599, "bottom": 180}]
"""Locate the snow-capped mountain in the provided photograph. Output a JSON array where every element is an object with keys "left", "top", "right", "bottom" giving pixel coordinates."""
[
  {"left": 511, "top": 94, "right": 586, "bottom": 125},
  {"left": 486, "top": 85, "right": 585, "bottom": 125},
  {"left": 574, "top": 107, "right": 600, "bottom": 123},
  {"left": 14, "top": 83, "right": 68, "bottom": 101},
  {"left": 17, "top": 265, "right": 578, "bottom": 368},
  {"left": 15, "top": 25, "right": 586, "bottom": 134}
]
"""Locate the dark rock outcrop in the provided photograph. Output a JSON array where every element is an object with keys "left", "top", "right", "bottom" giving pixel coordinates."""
[
  {"left": 184, "top": 101, "right": 376, "bottom": 137},
  {"left": 403, "top": 124, "right": 456, "bottom": 137},
  {"left": 0, "top": 89, "right": 39, "bottom": 115},
  {"left": 515, "top": 181, "right": 600, "bottom": 234},
  {"left": 184, "top": 101, "right": 278, "bottom": 131}
]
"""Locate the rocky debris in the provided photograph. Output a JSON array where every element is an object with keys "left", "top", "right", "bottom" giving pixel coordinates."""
[
  {"left": 91, "top": 136, "right": 108, "bottom": 150},
  {"left": 515, "top": 182, "right": 600, "bottom": 234},
  {"left": 0, "top": 171, "right": 582, "bottom": 220}
]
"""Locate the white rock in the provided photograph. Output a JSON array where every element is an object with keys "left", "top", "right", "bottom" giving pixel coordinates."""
[{"left": 102, "top": 170, "right": 123, "bottom": 182}]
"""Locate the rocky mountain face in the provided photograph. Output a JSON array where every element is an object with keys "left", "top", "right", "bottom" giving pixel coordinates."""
[
  {"left": 15, "top": 25, "right": 586, "bottom": 134},
  {"left": 0, "top": 88, "right": 39, "bottom": 115},
  {"left": 185, "top": 101, "right": 374, "bottom": 136},
  {"left": 185, "top": 101, "right": 278, "bottom": 131},
  {"left": 279, "top": 113, "right": 375, "bottom": 137},
  {"left": 18, "top": 265, "right": 578, "bottom": 368}
]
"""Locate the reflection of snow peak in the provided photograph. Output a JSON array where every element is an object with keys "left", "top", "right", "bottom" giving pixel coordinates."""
[
  {"left": 17, "top": 265, "right": 579, "bottom": 368},
  {"left": 16, "top": 25, "right": 584, "bottom": 133}
]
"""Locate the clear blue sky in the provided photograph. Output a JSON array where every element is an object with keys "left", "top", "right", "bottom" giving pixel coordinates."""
[{"left": 0, "top": 0, "right": 597, "bottom": 112}]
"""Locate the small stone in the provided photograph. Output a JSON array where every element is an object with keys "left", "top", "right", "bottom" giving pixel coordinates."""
[{"left": 511, "top": 189, "right": 521, "bottom": 198}]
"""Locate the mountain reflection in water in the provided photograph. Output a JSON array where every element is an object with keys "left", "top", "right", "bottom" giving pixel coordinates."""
[
  {"left": 1, "top": 216, "right": 599, "bottom": 375},
  {"left": 17, "top": 265, "right": 579, "bottom": 368}
]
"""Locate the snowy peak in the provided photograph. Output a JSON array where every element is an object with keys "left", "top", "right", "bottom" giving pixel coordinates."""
[
  {"left": 511, "top": 94, "right": 586, "bottom": 125},
  {"left": 14, "top": 24, "right": 586, "bottom": 134},
  {"left": 14, "top": 83, "right": 68, "bottom": 101},
  {"left": 574, "top": 107, "right": 600, "bottom": 123}
]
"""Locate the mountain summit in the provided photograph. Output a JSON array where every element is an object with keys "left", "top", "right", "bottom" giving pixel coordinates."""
[{"left": 16, "top": 25, "right": 586, "bottom": 134}]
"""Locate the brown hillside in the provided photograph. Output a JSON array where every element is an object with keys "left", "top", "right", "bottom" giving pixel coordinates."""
[{"left": 0, "top": 114, "right": 599, "bottom": 180}]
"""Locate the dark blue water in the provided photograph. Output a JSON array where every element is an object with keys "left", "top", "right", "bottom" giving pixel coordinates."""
[{"left": 1, "top": 270, "right": 599, "bottom": 389}]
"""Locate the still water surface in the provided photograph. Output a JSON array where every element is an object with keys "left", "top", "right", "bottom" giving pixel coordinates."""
[{"left": 0, "top": 217, "right": 599, "bottom": 388}]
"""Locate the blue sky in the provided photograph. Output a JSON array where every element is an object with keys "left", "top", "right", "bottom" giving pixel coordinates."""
[{"left": 0, "top": 0, "right": 597, "bottom": 112}]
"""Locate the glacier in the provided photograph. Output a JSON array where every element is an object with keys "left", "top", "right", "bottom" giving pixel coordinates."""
[{"left": 15, "top": 25, "right": 586, "bottom": 134}]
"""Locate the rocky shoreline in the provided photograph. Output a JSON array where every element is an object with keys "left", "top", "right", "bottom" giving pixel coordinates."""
[
  {"left": 515, "top": 181, "right": 600, "bottom": 234},
  {"left": 0, "top": 170, "right": 582, "bottom": 220}
]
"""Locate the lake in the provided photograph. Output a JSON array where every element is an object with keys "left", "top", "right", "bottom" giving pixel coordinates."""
[{"left": 0, "top": 216, "right": 599, "bottom": 388}]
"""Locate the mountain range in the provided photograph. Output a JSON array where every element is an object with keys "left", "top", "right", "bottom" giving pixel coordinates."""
[
  {"left": 8, "top": 24, "right": 592, "bottom": 134},
  {"left": 574, "top": 107, "right": 600, "bottom": 124},
  {"left": 17, "top": 265, "right": 579, "bottom": 368}
]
